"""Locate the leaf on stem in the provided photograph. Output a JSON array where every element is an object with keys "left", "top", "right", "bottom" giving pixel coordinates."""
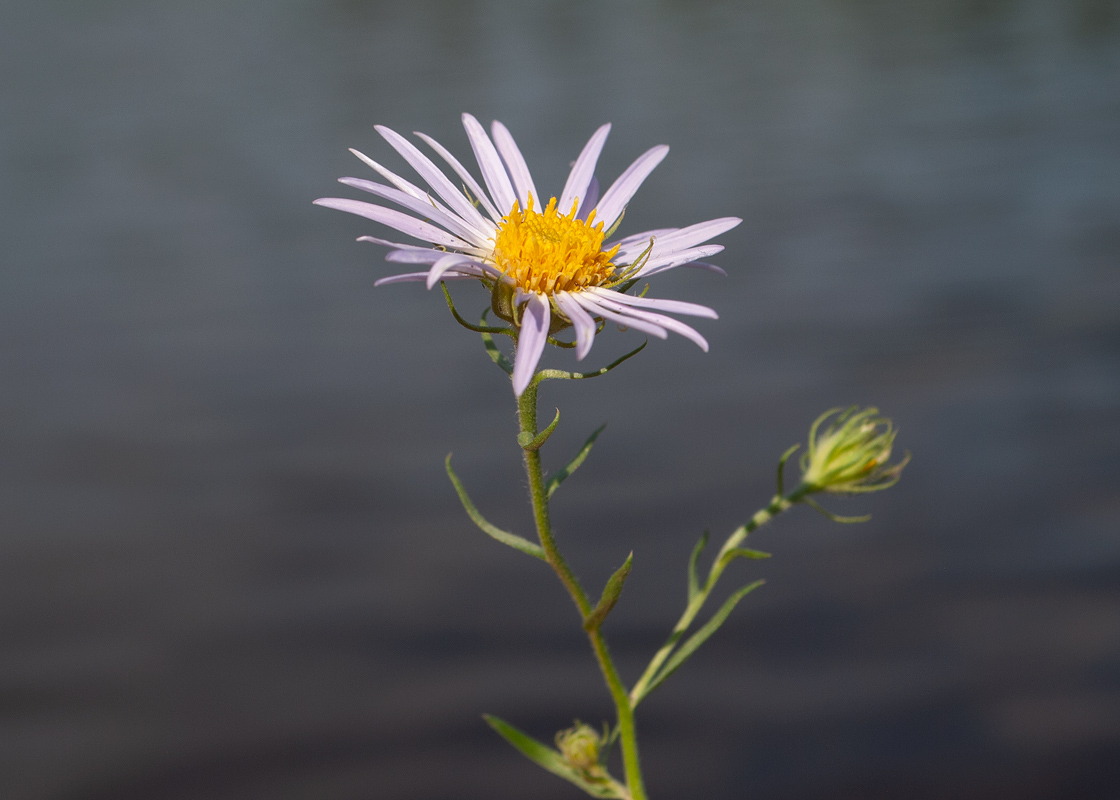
[
  {"left": 643, "top": 580, "right": 766, "bottom": 697},
  {"left": 534, "top": 340, "right": 648, "bottom": 384},
  {"left": 804, "top": 495, "right": 872, "bottom": 524},
  {"left": 687, "top": 531, "right": 709, "bottom": 602},
  {"left": 546, "top": 424, "right": 606, "bottom": 498},
  {"left": 584, "top": 552, "right": 633, "bottom": 631},
  {"left": 776, "top": 443, "right": 800, "bottom": 497},
  {"left": 518, "top": 407, "right": 560, "bottom": 451},
  {"left": 479, "top": 309, "right": 514, "bottom": 375},
  {"left": 445, "top": 455, "right": 546, "bottom": 561},
  {"left": 716, "top": 547, "right": 772, "bottom": 571},
  {"left": 483, "top": 715, "right": 627, "bottom": 799}
]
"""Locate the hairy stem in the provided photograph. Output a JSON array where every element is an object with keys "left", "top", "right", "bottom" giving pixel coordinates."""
[{"left": 517, "top": 382, "right": 648, "bottom": 800}]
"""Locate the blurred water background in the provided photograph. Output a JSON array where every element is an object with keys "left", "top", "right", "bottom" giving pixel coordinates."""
[{"left": 2, "top": 1, "right": 1119, "bottom": 798}]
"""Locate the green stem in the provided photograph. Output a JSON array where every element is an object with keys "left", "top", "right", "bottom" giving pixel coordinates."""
[
  {"left": 516, "top": 381, "right": 648, "bottom": 800},
  {"left": 629, "top": 488, "right": 807, "bottom": 708}
]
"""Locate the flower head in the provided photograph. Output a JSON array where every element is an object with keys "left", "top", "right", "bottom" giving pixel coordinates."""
[
  {"left": 314, "top": 114, "right": 739, "bottom": 395},
  {"left": 799, "top": 407, "right": 909, "bottom": 494},
  {"left": 555, "top": 721, "right": 605, "bottom": 774}
]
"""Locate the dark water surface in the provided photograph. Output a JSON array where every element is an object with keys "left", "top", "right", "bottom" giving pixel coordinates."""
[{"left": 2, "top": 1, "right": 1119, "bottom": 798}]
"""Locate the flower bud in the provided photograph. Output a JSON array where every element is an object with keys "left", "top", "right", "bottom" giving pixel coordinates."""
[
  {"left": 555, "top": 722, "right": 603, "bottom": 773},
  {"left": 799, "top": 406, "right": 908, "bottom": 494}
]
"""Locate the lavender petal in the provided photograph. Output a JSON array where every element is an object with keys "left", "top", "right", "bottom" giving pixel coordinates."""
[
  {"left": 582, "top": 292, "right": 709, "bottom": 351},
  {"left": 512, "top": 293, "right": 551, "bottom": 396},
  {"left": 349, "top": 149, "right": 431, "bottom": 202},
  {"left": 375, "top": 125, "right": 494, "bottom": 237},
  {"left": 592, "top": 144, "right": 669, "bottom": 231},
  {"left": 586, "top": 287, "right": 718, "bottom": 319},
  {"left": 385, "top": 249, "right": 444, "bottom": 264},
  {"left": 339, "top": 177, "right": 491, "bottom": 247},
  {"left": 560, "top": 123, "right": 611, "bottom": 217},
  {"left": 616, "top": 217, "right": 741, "bottom": 261},
  {"left": 576, "top": 175, "right": 600, "bottom": 221},
  {"left": 313, "top": 198, "right": 470, "bottom": 248},
  {"left": 491, "top": 120, "right": 539, "bottom": 211},
  {"left": 427, "top": 254, "right": 477, "bottom": 289},
  {"left": 414, "top": 131, "right": 503, "bottom": 222},
  {"left": 611, "top": 227, "right": 678, "bottom": 250},
  {"left": 356, "top": 235, "right": 429, "bottom": 250},
  {"left": 553, "top": 291, "right": 597, "bottom": 360},
  {"left": 574, "top": 294, "right": 669, "bottom": 340},
  {"left": 637, "top": 245, "right": 725, "bottom": 277},
  {"left": 462, "top": 114, "right": 517, "bottom": 217},
  {"left": 374, "top": 269, "right": 478, "bottom": 287}
]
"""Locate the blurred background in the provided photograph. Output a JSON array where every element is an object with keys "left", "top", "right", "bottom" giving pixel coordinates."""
[{"left": 2, "top": 1, "right": 1119, "bottom": 798}]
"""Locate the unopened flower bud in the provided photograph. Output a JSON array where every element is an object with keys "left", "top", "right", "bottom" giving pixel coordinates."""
[
  {"left": 555, "top": 722, "right": 603, "bottom": 773},
  {"left": 799, "top": 406, "right": 908, "bottom": 494}
]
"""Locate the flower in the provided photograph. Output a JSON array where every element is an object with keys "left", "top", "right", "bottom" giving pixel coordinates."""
[
  {"left": 315, "top": 114, "right": 740, "bottom": 395},
  {"left": 798, "top": 407, "right": 909, "bottom": 494}
]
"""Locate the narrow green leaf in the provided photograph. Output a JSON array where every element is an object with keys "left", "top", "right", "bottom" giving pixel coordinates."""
[
  {"left": 776, "top": 443, "right": 800, "bottom": 497},
  {"left": 687, "top": 531, "right": 709, "bottom": 602},
  {"left": 546, "top": 424, "right": 606, "bottom": 498},
  {"left": 804, "top": 495, "right": 871, "bottom": 524},
  {"left": 584, "top": 552, "right": 633, "bottom": 631},
  {"left": 483, "top": 715, "right": 624, "bottom": 799},
  {"left": 479, "top": 309, "right": 514, "bottom": 375},
  {"left": 716, "top": 547, "right": 771, "bottom": 571},
  {"left": 519, "top": 408, "right": 560, "bottom": 451},
  {"left": 534, "top": 340, "right": 648, "bottom": 384},
  {"left": 644, "top": 580, "right": 766, "bottom": 696},
  {"left": 445, "top": 455, "right": 546, "bottom": 560}
]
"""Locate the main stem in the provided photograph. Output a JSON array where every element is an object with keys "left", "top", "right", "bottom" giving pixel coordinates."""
[{"left": 517, "top": 382, "right": 648, "bottom": 800}]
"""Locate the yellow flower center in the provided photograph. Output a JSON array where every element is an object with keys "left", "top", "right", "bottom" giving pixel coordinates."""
[{"left": 491, "top": 195, "right": 620, "bottom": 295}]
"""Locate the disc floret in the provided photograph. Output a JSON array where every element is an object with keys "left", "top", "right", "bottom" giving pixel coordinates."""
[{"left": 492, "top": 196, "right": 620, "bottom": 296}]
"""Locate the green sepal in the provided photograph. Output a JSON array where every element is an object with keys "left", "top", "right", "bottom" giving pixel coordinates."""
[
  {"left": 716, "top": 547, "right": 772, "bottom": 570},
  {"left": 603, "top": 237, "right": 654, "bottom": 291},
  {"left": 583, "top": 552, "right": 633, "bottom": 632},
  {"left": 479, "top": 309, "right": 514, "bottom": 375},
  {"left": 441, "top": 283, "right": 513, "bottom": 335},
  {"left": 546, "top": 424, "right": 606, "bottom": 498},
  {"left": 602, "top": 207, "right": 625, "bottom": 240},
  {"left": 776, "top": 443, "right": 800, "bottom": 497},
  {"left": 519, "top": 408, "right": 560, "bottom": 451},
  {"left": 534, "top": 340, "right": 647, "bottom": 385},
  {"left": 643, "top": 580, "right": 766, "bottom": 697},
  {"left": 687, "top": 531, "right": 709, "bottom": 602},
  {"left": 803, "top": 495, "right": 871, "bottom": 524},
  {"left": 445, "top": 455, "right": 546, "bottom": 560},
  {"left": 490, "top": 279, "right": 516, "bottom": 325},
  {"left": 482, "top": 715, "right": 626, "bottom": 799}
]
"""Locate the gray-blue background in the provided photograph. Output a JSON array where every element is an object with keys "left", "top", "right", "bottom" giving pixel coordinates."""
[{"left": 2, "top": 1, "right": 1119, "bottom": 798}]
